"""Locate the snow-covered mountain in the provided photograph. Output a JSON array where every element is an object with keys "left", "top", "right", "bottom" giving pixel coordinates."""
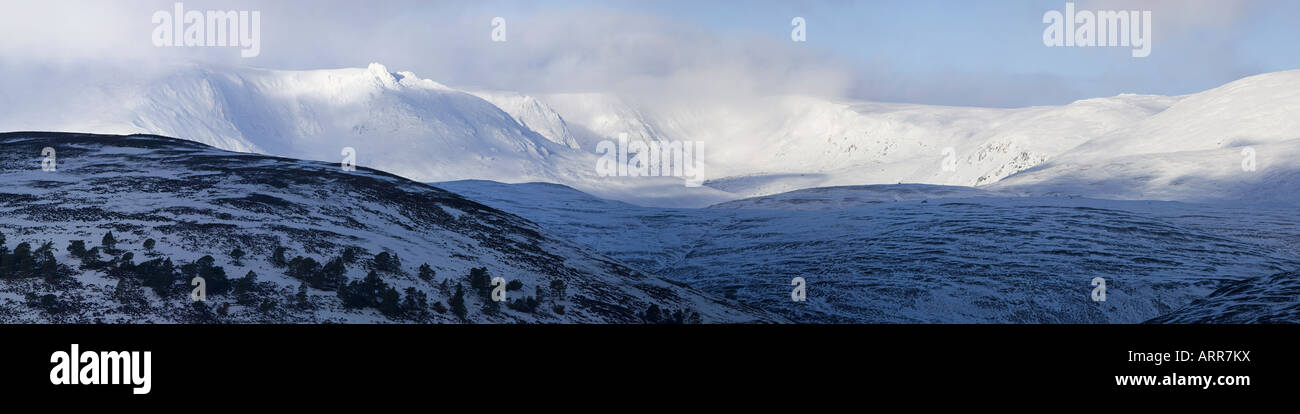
[
  {"left": 6, "top": 64, "right": 1298, "bottom": 211},
  {"left": 438, "top": 180, "right": 1300, "bottom": 323},
  {"left": 994, "top": 70, "right": 1300, "bottom": 204},
  {"left": 5, "top": 63, "right": 1300, "bottom": 324},
  {"left": 0, "top": 63, "right": 743, "bottom": 207},
  {"left": 474, "top": 70, "right": 1300, "bottom": 204},
  {"left": 467, "top": 91, "right": 582, "bottom": 150},
  {"left": 1, "top": 63, "right": 581, "bottom": 185},
  {"left": 0, "top": 132, "right": 778, "bottom": 323},
  {"left": 6, "top": 63, "right": 1300, "bottom": 206},
  {"left": 473, "top": 91, "right": 1181, "bottom": 198}
]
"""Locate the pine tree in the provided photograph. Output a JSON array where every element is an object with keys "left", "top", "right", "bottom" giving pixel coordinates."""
[
  {"left": 35, "top": 241, "right": 55, "bottom": 256},
  {"left": 112, "top": 277, "right": 138, "bottom": 306},
  {"left": 38, "top": 250, "right": 58, "bottom": 281},
  {"left": 401, "top": 287, "right": 429, "bottom": 317},
  {"left": 377, "top": 287, "right": 402, "bottom": 317},
  {"left": 338, "top": 270, "right": 383, "bottom": 309},
  {"left": 468, "top": 267, "right": 491, "bottom": 298},
  {"left": 286, "top": 256, "right": 322, "bottom": 286},
  {"left": 230, "top": 248, "right": 246, "bottom": 266},
  {"left": 642, "top": 304, "right": 662, "bottom": 323},
  {"left": 373, "top": 252, "right": 392, "bottom": 272},
  {"left": 320, "top": 256, "right": 347, "bottom": 290},
  {"left": 438, "top": 278, "right": 451, "bottom": 296},
  {"left": 270, "top": 246, "right": 288, "bottom": 268},
  {"left": 549, "top": 279, "right": 567, "bottom": 301},
  {"left": 101, "top": 231, "right": 117, "bottom": 251},
  {"left": 196, "top": 255, "right": 216, "bottom": 269},
  {"left": 418, "top": 263, "right": 436, "bottom": 282},
  {"left": 235, "top": 271, "right": 259, "bottom": 305},
  {"left": 138, "top": 257, "right": 176, "bottom": 297},
  {"left": 66, "top": 240, "right": 86, "bottom": 258},
  {"left": 118, "top": 252, "right": 135, "bottom": 271},
  {"left": 81, "top": 246, "right": 102, "bottom": 269},
  {"left": 143, "top": 238, "right": 156, "bottom": 251},
  {"left": 450, "top": 284, "right": 468, "bottom": 320},
  {"left": 195, "top": 255, "right": 230, "bottom": 295},
  {"left": 0, "top": 237, "right": 12, "bottom": 278},
  {"left": 341, "top": 247, "right": 359, "bottom": 264},
  {"left": 12, "top": 243, "right": 34, "bottom": 276},
  {"left": 296, "top": 283, "right": 311, "bottom": 309}
]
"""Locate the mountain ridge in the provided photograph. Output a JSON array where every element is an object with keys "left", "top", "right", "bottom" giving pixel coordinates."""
[{"left": 5, "top": 64, "right": 1300, "bottom": 206}]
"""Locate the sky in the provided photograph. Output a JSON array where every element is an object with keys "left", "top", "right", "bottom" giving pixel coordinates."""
[{"left": 1, "top": 0, "right": 1297, "bottom": 107}]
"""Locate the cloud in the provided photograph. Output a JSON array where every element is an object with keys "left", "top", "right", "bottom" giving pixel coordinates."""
[
  {"left": 0, "top": 0, "right": 141, "bottom": 63},
  {"left": 253, "top": 6, "right": 863, "bottom": 104},
  {"left": 0, "top": 1, "right": 860, "bottom": 103},
  {"left": 467, "top": 10, "right": 858, "bottom": 100},
  {"left": 0, "top": 0, "right": 1292, "bottom": 109}
]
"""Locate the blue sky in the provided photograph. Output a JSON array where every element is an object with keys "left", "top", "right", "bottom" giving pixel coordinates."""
[
  {"left": 519, "top": 0, "right": 1300, "bottom": 106},
  {"left": 2, "top": 0, "right": 1297, "bottom": 107}
]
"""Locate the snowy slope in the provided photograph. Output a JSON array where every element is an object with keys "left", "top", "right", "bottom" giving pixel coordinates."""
[
  {"left": 0, "top": 132, "right": 778, "bottom": 323},
  {"left": 437, "top": 180, "right": 715, "bottom": 275},
  {"left": 0, "top": 64, "right": 740, "bottom": 207},
  {"left": 1, "top": 63, "right": 576, "bottom": 185},
  {"left": 438, "top": 180, "right": 1300, "bottom": 323},
  {"left": 707, "top": 184, "right": 1008, "bottom": 210},
  {"left": 1054, "top": 70, "right": 1300, "bottom": 158},
  {"left": 995, "top": 70, "right": 1300, "bottom": 203},
  {"left": 471, "top": 70, "right": 1300, "bottom": 204},
  {"left": 1146, "top": 271, "right": 1300, "bottom": 323},
  {"left": 468, "top": 91, "right": 581, "bottom": 150},
  {"left": 526, "top": 92, "right": 667, "bottom": 151},
  {"left": 482, "top": 92, "right": 1179, "bottom": 198},
  {"left": 5, "top": 64, "right": 1300, "bottom": 207}
]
